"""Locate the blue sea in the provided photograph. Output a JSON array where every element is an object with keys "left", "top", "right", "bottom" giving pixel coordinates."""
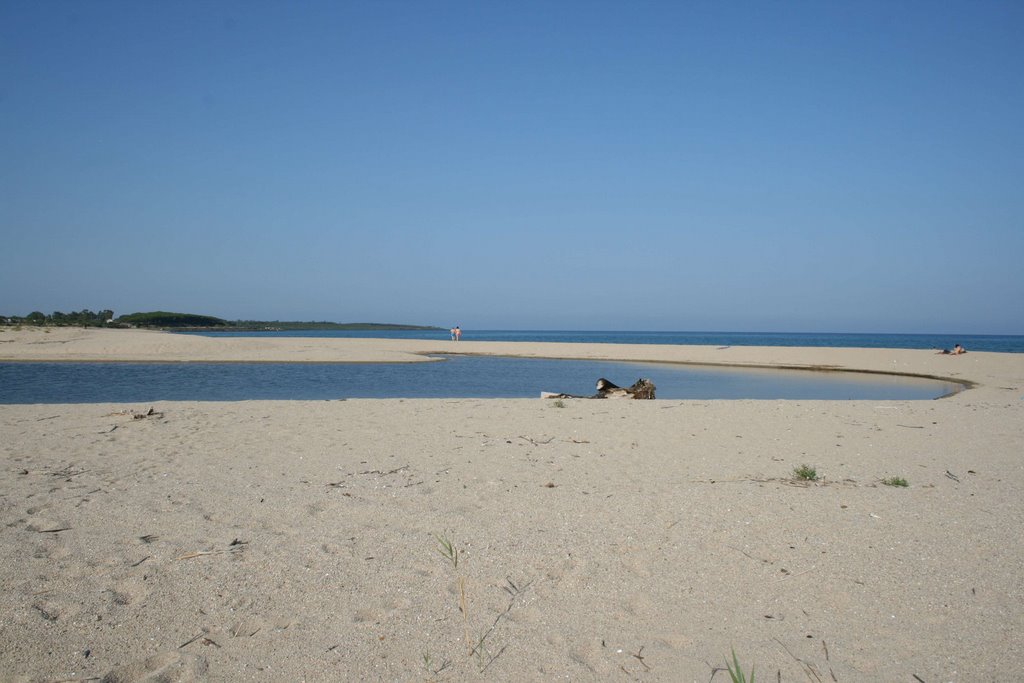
[{"left": 176, "top": 329, "right": 1024, "bottom": 353}]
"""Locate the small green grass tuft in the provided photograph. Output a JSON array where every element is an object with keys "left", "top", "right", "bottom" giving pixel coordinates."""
[
  {"left": 421, "top": 651, "right": 450, "bottom": 677},
  {"left": 725, "top": 648, "right": 754, "bottom": 683},
  {"left": 882, "top": 476, "right": 909, "bottom": 487},
  {"left": 433, "top": 532, "right": 459, "bottom": 569},
  {"left": 552, "top": 399, "right": 566, "bottom": 408},
  {"left": 793, "top": 464, "right": 818, "bottom": 481}
]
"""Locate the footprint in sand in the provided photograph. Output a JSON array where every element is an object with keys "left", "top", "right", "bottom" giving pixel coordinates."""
[
  {"left": 537, "top": 554, "right": 587, "bottom": 597},
  {"left": 101, "top": 651, "right": 208, "bottom": 682},
  {"left": 507, "top": 605, "right": 543, "bottom": 624},
  {"left": 32, "top": 541, "right": 72, "bottom": 561},
  {"left": 352, "top": 597, "right": 412, "bottom": 624},
  {"left": 569, "top": 638, "right": 614, "bottom": 676},
  {"left": 616, "top": 545, "right": 653, "bottom": 577},
  {"left": 25, "top": 516, "right": 70, "bottom": 533},
  {"left": 230, "top": 617, "right": 265, "bottom": 638},
  {"left": 616, "top": 592, "right": 657, "bottom": 619},
  {"left": 33, "top": 599, "right": 78, "bottom": 622},
  {"left": 653, "top": 632, "right": 693, "bottom": 651},
  {"left": 225, "top": 595, "right": 256, "bottom": 611},
  {"left": 108, "top": 577, "right": 150, "bottom": 606}
]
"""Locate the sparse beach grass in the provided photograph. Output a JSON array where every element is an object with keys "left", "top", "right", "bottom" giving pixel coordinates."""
[
  {"left": 434, "top": 531, "right": 459, "bottom": 569},
  {"left": 434, "top": 531, "right": 472, "bottom": 658},
  {"left": 725, "top": 648, "right": 754, "bottom": 682},
  {"left": 792, "top": 464, "right": 818, "bottom": 481},
  {"left": 882, "top": 476, "right": 909, "bottom": 487},
  {"left": 430, "top": 531, "right": 519, "bottom": 674}
]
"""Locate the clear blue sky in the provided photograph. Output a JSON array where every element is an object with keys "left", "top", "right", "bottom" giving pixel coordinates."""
[{"left": 2, "top": 1, "right": 1022, "bottom": 333}]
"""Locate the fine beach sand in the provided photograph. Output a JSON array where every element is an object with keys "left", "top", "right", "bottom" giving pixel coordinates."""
[{"left": 1, "top": 328, "right": 1023, "bottom": 681}]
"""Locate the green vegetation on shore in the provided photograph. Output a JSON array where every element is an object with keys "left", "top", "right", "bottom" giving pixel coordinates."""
[
  {"left": 117, "top": 311, "right": 229, "bottom": 328},
  {"left": 1, "top": 309, "right": 442, "bottom": 331},
  {"left": 2, "top": 309, "right": 115, "bottom": 327}
]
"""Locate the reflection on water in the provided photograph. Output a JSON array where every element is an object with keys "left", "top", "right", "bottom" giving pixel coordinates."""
[{"left": 0, "top": 356, "right": 961, "bottom": 404}]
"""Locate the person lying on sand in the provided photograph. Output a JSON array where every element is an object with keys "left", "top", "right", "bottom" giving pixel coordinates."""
[{"left": 936, "top": 343, "right": 966, "bottom": 355}]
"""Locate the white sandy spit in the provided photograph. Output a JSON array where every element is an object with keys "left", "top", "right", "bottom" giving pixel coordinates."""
[{"left": 1, "top": 328, "right": 1022, "bottom": 682}]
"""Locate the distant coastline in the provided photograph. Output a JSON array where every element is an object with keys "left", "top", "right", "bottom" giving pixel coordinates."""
[
  {"left": 1, "top": 309, "right": 442, "bottom": 332},
  {"left": 4, "top": 311, "right": 1021, "bottom": 352},
  {"left": 194, "top": 321, "right": 445, "bottom": 332}
]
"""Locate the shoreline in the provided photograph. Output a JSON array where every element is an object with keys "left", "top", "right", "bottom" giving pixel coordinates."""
[
  {"left": 0, "top": 327, "right": 1008, "bottom": 390},
  {"left": 0, "top": 357, "right": 973, "bottom": 403},
  {"left": 2, "top": 328, "right": 1023, "bottom": 680},
  {"left": 0, "top": 351, "right": 974, "bottom": 386}
]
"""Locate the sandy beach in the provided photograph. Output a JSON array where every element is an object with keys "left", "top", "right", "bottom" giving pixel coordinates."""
[{"left": 1, "top": 328, "right": 1022, "bottom": 682}]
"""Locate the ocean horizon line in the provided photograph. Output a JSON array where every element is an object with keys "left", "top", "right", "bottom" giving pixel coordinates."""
[{"left": 430, "top": 328, "right": 1022, "bottom": 336}]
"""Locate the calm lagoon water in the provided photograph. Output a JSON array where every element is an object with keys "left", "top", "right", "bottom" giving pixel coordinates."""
[{"left": 0, "top": 356, "right": 960, "bottom": 404}]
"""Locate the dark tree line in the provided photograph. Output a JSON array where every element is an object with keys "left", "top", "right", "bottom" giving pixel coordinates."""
[
  {"left": 3, "top": 309, "right": 116, "bottom": 327},
  {"left": 3, "top": 310, "right": 439, "bottom": 330}
]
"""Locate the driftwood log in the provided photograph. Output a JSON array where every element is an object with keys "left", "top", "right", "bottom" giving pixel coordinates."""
[{"left": 542, "top": 378, "right": 656, "bottom": 400}]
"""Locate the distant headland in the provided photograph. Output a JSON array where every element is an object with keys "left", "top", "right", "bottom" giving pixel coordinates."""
[{"left": 0, "top": 309, "right": 442, "bottom": 332}]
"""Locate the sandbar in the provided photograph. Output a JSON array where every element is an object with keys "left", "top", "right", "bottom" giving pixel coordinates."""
[{"left": 1, "top": 328, "right": 1022, "bottom": 681}]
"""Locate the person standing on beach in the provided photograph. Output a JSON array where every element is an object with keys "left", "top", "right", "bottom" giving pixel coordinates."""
[
  {"left": 450, "top": 327, "right": 456, "bottom": 341},
  {"left": 454, "top": 326, "right": 461, "bottom": 341}
]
